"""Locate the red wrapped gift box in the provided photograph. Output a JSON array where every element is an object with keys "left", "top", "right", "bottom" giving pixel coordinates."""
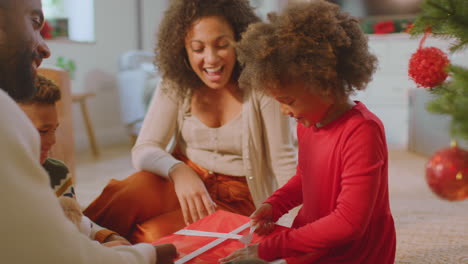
[{"left": 152, "top": 210, "right": 319, "bottom": 264}]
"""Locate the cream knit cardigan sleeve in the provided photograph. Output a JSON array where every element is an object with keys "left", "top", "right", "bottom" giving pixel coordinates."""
[
  {"left": 242, "top": 90, "right": 298, "bottom": 205},
  {"left": 132, "top": 80, "right": 182, "bottom": 177}
]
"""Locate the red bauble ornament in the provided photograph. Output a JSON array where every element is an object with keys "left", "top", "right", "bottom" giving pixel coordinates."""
[
  {"left": 40, "top": 20, "right": 53, "bottom": 40},
  {"left": 373, "top": 20, "right": 395, "bottom": 34},
  {"left": 425, "top": 144, "right": 468, "bottom": 201},
  {"left": 408, "top": 46, "right": 449, "bottom": 88}
]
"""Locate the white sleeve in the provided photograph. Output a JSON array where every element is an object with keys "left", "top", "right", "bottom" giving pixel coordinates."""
[
  {"left": 0, "top": 92, "right": 156, "bottom": 264},
  {"left": 132, "top": 80, "right": 183, "bottom": 178},
  {"left": 81, "top": 215, "right": 94, "bottom": 238}
]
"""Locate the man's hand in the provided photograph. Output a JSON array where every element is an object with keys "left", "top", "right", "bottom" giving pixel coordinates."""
[
  {"left": 170, "top": 163, "right": 216, "bottom": 225},
  {"left": 154, "top": 243, "right": 178, "bottom": 264}
]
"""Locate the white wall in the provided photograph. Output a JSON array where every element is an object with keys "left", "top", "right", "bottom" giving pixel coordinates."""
[
  {"left": 141, "top": 0, "right": 168, "bottom": 52},
  {"left": 42, "top": 0, "right": 167, "bottom": 153},
  {"left": 43, "top": 1, "right": 463, "bottom": 153}
]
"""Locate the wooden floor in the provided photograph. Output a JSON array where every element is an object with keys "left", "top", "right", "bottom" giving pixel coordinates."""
[{"left": 75, "top": 144, "right": 468, "bottom": 263}]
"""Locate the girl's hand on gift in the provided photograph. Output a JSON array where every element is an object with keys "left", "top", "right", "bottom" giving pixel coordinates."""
[
  {"left": 154, "top": 243, "right": 178, "bottom": 264},
  {"left": 169, "top": 163, "right": 217, "bottom": 225},
  {"left": 219, "top": 244, "right": 259, "bottom": 263},
  {"left": 250, "top": 203, "right": 275, "bottom": 236}
]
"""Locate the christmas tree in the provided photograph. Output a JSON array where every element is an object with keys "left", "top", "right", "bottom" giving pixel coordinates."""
[
  {"left": 409, "top": 0, "right": 468, "bottom": 141},
  {"left": 408, "top": 0, "right": 468, "bottom": 201}
]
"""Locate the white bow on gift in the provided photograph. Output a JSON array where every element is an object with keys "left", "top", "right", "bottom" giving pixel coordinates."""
[{"left": 173, "top": 222, "right": 285, "bottom": 264}]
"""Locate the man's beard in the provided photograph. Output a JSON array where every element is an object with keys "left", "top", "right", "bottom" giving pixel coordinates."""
[{"left": 0, "top": 46, "right": 37, "bottom": 101}]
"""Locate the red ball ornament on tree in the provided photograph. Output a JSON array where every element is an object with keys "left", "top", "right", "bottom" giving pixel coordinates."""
[
  {"left": 425, "top": 142, "right": 468, "bottom": 201},
  {"left": 40, "top": 20, "right": 53, "bottom": 40},
  {"left": 408, "top": 46, "right": 450, "bottom": 88}
]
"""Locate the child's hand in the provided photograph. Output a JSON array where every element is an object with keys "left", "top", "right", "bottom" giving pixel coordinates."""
[
  {"left": 103, "top": 234, "right": 131, "bottom": 246},
  {"left": 154, "top": 243, "right": 178, "bottom": 264},
  {"left": 102, "top": 240, "right": 131, "bottom": 248},
  {"left": 219, "top": 244, "right": 259, "bottom": 263},
  {"left": 251, "top": 203, "right": 275, "bottom": 236}
]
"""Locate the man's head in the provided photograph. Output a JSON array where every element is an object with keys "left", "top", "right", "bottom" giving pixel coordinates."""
[
  {"left": 18, "top": 75, "right": 60, "bottom": 164},
  {"left": 0, "top": 0, "right": 50, "bottom": 101}
]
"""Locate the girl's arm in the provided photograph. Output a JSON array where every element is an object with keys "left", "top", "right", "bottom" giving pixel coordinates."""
[
  {"left": 258, "top": 94, "right": 297, "bottom": 187},
  {"left": 132, "top": 80, "right": 182, "bottom": 178},
  {"left": 263, "top": 167, "right": 303, "bottom": 221},
  {"left": 258, "top": 121, "right": 386, "bottom": 261}
]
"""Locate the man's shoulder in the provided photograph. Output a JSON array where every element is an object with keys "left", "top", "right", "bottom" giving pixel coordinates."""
[
  {"left": 0, "top": 90, "right": 49, "bottom": 186},
  {"left": 0, "top": 90, "right": 37, "bottom": 140},
  {"left": 0, "top": 90, "right": 18, "bottom": 119}
]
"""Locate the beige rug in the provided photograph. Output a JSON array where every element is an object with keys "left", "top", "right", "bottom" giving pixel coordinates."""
[{"left": 389, "top": 150, "right": 468, "bottom": 263}]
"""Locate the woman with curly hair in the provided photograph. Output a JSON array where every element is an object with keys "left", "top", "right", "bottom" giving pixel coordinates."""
[
  {"left": 84, "top": 0, "right": 297, "bottom": 243},
  {"left": 222, "top": 1, "right": 396, "bottom": 263}
]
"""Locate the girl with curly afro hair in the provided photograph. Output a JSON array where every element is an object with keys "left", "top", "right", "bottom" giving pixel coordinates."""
[
  {"left": 84, "top": 0, "right": 297, "bottom": 243},
  {"left": 222, "top": 1, "right": 396, "bottom": 263}
]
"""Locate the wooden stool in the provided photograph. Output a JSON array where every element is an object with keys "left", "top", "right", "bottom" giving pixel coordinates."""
[{"left": 72, "top": 92, "right": 100, "bottom": 157}]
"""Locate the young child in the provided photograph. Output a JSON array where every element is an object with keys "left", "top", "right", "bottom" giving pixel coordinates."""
[
  {"left": 222, "top": 1, "right": 396, "bottom": 263},
  {"left": 17, "top": 75, "right": 129, "bottom": 246}
]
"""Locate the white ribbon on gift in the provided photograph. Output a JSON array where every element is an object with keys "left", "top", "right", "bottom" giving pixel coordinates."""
[
  {"left": 174, "top": 229, "right": 243, "bottom": 240},
  {"left": 173, "top": 222, "right": 286, "bottom": 264}
]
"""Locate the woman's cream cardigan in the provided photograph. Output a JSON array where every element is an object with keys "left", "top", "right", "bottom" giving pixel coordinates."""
[{"left": 132, "top": 80, "right": 297, "bottom": 207}]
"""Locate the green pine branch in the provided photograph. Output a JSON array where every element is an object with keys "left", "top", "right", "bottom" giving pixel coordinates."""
[
  {"left": 427, "top": 65, "right": 468, "bottom": 140},
  {"left": 410, "top": 0, "right": 468, "bottom": 52}
]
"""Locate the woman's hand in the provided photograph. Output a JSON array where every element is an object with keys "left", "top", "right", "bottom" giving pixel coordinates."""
[
  {"left": 169, "top": 163, "right": 216, "bottom": 225},
  {"left": 154, "top": 243, "right": 178, "bottom": 264},
  {"left": 251, "top": 203, "right": 275, "bottom": 236},
  {"left": 219, "top": 244, "right": 259, "bottom": 263}
]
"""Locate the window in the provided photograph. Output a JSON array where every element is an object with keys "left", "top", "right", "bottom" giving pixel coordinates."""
[{"left": 42, "top": 0, "right": 95, "bottom": 42}]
